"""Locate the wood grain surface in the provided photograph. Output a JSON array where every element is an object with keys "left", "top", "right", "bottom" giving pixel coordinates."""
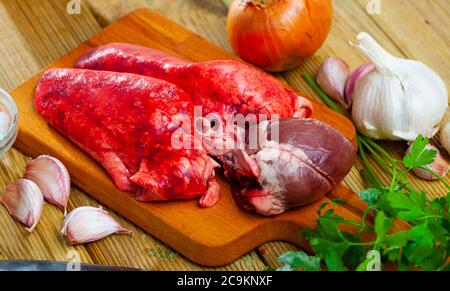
[{"left": 0, "top": 0, "right": 448, "bottom": 270}]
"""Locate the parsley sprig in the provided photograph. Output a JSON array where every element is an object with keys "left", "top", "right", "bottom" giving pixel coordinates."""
[{"left": 277, "top": 74, "right": 450, "bottom": 271}]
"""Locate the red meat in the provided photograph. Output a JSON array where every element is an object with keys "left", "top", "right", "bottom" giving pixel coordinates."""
[
  {"left": 73, "top": 44, "right": 356, "bottom": 215},
  {"left": 35, "top": 68, "right": 220, "bottom": 207},
  {"left": 223, "top": 119, "right": 356, "bottom": 215},
  {"left": 76, "top": 43, "right": 313, "bottom": 120}
]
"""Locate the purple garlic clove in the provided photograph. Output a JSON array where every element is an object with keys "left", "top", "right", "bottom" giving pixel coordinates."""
[
  {"left": 316, "top": 57, "right": 351, "bottom": 109},
  {"left": 345, "top": 63, "right": 375, "bottom": 106}
]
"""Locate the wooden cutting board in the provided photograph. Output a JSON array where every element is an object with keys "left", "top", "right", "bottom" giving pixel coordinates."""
[{"left": 9, "top": 8, "right": 361, "bottom": 266}]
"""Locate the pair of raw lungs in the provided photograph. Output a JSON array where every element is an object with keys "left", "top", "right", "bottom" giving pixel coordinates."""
[{"left": 35, "top": 43, "right": 356, "bottom": 216}]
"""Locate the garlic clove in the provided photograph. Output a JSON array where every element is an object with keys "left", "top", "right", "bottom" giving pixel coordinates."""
[
  {"left": 345, "top": 63, "right": 375, "bottom": 105},
  {"left": 0, "top": 179, "right": 44, "bottom": 232},
  {"left": 61, "top": 206, "right": 132, "bottom": 245},
  {"left": 24, "top": 155, "right": 71, "bottom": 214},
  {"left": 406, "top": 143, "right": 449, "bottom": 181},
  {"left": 440, "top": 122, "right": 450, "bottom": 156},
  {"left": 316, "top": 57, "right": 351, "bottom": 109}
]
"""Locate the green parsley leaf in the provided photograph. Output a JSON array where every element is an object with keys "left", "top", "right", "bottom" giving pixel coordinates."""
[
  {"left": 324, "top": 248, "right": 348, "bottom": 271},
  {"left": 403, "top": 231, "right": 435, "bottom": 268},
  {"left": 374, "top": 210, "right": 392, "bottom": 238},
  {"left": 414, "top": 245, "right": 447, "bottom": 271},
  {"left": 410, "top": 191, "right": 426, "bottom": 211},
  {"left": 355, "top": 258, "right": 371, "bottom": 271},
  {"left": 427, "top": 221, "right": 448, "bottom": 243},
  {"left": 341, "top": 235, "right": 366, "bottom": 267},
  {"left": 384, "top": 247, "right": 402, "bottom": 262},
  {"left": 316, "top": 217, "right": 341, "bottom": 241},
  {"left": 310, "top": 238, "right": 348, "bottom": 258},
  {"left": 277, "top": 251, "right": 322, "bottom": 271},
  {"left": 359, "top": 188, "right": 382, "bottom": 206},
  {"left": 403, "top": 135, "right": 437, "bottom": 169},
  {"left": 385, "top": 190, "right": 426, "bottom": 221},
  {"left": 383, "top": 230, "right": 410, "bottom": 248},
  {"left": 430, "top": 197, "right": 448, "bottom": 214}
]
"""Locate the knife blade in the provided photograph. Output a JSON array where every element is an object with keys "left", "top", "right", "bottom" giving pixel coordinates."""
[{"left": 0, "top": 260, "right": 142, "bottom": 271}]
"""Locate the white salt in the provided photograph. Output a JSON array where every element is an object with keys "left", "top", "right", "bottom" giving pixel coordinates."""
[{"left": 0, "top": 110, "right": 10, "bottom": 139}]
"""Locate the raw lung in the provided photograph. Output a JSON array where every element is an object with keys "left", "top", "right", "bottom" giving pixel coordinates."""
[
  {"left": 35, "top": 68, "right": 220, "bottom": 207},
  {"left": 76, "top": 43, "right": 313, "bottom": 119}
]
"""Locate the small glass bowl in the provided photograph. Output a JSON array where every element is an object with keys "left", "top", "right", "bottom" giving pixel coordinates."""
[{"left": 0, "top": 88, "right": 18, "bottom": 158}]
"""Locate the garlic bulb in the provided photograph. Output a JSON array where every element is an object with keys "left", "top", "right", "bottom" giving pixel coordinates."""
[
  {"left": 316, "top": 57, "right": 351, "bottom": 109},
  {"left": 406, "top": 143, "right": 449, "bottom": 180},
  {"left": 24, "top": 155, "right": 71, "bottom": 214},
  {"left": 440, "top": 121, "right": 450, "bottom": 156},
  {"left": 0, "top": 179, "right": 44, "bottom": 232},
  {"left": 61, "top": 206, "right": 132, "bottom": 244},
  {"left": 345, "top": 63, "right": 375, "bottom": 106},
  {"left": 351, "top": 32, "right": 448, "bottom": 141}
]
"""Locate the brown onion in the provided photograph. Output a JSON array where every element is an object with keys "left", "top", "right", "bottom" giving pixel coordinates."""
[{"left": 227, "top": 0, "right": 333, "bottom": 72}]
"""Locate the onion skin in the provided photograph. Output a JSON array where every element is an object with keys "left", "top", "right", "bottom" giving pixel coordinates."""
[{"left": 227, "top": 0, "right": 333, "bottom": 72}]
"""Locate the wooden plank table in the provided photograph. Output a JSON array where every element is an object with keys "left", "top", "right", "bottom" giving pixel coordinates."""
[{"left": 0, "top": 0, "right": 448, "bottom": 270}]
